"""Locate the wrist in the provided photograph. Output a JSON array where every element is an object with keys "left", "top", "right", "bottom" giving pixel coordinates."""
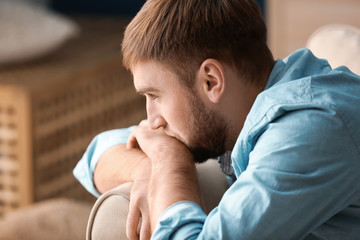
[
  {"left": 148, "top": 160, "right": 203, "bottom": 230},
  {"left": 132, "top": 155, "right": 152, "bottom": 181}
]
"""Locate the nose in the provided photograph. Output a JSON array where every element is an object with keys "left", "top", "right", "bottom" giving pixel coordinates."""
[
  {"left": 147, "top": 102, "right": 166, "bottom": 130},
  {"left": 148, "top": 115, "right": 166, "bottom": 130}
]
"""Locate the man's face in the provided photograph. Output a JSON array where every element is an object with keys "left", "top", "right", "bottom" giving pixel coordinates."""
[{"left": 133, "top": 61, "right": 228, "bottom": 162}]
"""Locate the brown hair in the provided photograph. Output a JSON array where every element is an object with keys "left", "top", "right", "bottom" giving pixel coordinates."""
[{"left": 122, "top": 0, "right": 273, "bottom": 88}]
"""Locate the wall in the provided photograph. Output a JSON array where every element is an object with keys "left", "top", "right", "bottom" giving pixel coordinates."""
[{"left": 267, "top": 0, "right": 360, "bottom": 59}]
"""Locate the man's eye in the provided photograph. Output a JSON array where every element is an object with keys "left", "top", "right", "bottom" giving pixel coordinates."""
[{"left": 147, "top": 94, "right": 158, "bottom": 100}]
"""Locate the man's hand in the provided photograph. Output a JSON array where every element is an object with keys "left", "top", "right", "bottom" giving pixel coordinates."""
[
  {"left": 127, "top": 120, "right": 193, "bottom": 165},
  {"left": 127, "top": 120, "right": 204, "bottom": 231},
  {"left": 126, "top": 170, "right": 152, "bottom": 240}
]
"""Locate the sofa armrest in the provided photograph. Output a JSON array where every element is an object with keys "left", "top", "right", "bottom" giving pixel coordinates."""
[{"left": 87, "top": 160, "right": 229, "bottom": 240}]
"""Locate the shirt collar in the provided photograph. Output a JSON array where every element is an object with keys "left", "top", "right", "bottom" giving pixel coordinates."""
[{"left": 264, "top": 59, "right": 286, "bottom": 91}]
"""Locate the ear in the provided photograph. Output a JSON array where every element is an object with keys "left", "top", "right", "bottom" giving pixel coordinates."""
[{"left": 198, "top": 59, "right": 226, "bottom": 103}]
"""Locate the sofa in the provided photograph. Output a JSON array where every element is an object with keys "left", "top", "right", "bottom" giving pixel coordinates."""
[{"left": 87, "top": 159, "right": 229, "bottom": 239}]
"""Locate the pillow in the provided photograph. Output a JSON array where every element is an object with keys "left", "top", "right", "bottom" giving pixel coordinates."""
[
  {"left": 0, "top": 1, "right": 79, "bottom": 65},
  {"left": 306, "top": 24, "right": 360, "bottom": 75}
]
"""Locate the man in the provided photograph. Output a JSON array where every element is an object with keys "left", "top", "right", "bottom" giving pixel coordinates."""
[{"left": 74, "top": 0, "right": 360, "bottom": 239}]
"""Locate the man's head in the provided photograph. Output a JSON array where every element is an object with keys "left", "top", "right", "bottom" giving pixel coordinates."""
[
  {"left": 123, "top": 0, "right": 274, "bottom": 162},
  {"left": 122, "top": 0, "right": 273, "bottom": 88},
  {"left": 133, "top": 61, "right": 229, "bottom": 163}
]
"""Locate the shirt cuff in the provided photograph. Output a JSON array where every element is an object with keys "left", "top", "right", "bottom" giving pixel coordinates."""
[{"left": 151, "top": 201, "right": 207, "bottom": 240}]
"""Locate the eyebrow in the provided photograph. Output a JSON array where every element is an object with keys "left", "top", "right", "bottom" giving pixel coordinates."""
[{"left": 136, "top": 87, "right": 160, "bottom": 96}]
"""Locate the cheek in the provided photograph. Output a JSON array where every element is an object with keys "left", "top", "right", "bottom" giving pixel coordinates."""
[
  {"left": 164, "top": 101, "right": 192, "bottom": 136},
  {"left": 166, "top": 106, "right": 186, "bottom": 127}
]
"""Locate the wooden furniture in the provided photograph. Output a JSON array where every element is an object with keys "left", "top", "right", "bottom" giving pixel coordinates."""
[
  {"left": 0, "top": 17, "right": 146, "bottom": 217},
  {"left": 267, "top": 0, "right": 360, "bottom": 59}
]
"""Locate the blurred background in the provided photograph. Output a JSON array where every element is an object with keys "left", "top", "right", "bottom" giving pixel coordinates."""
[
  {"left": 51, "top": 0, "right": 146, "bottom": 15},
  {"left": 0, "top": 0, "right": 359, "bottom": 239}
]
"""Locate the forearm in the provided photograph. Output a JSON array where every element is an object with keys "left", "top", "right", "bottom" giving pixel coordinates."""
[
  {"left": 94, "top": 144, "right": 150, "bottom": 194},
  {"left": 148, "top": 155, "right": 203, "bottom": 231},
  {"left": 126, "top": 121, "right": 205, "bottom": 231}
]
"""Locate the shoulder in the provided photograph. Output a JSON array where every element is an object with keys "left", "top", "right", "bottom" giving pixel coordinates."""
[{"left": 231, "top": 56, "right": 360, "bottom": 175}]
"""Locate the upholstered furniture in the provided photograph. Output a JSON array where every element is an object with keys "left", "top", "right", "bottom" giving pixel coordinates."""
[
  {"left": 306, "top": 24, "right": 360, "bottom": 75},
  {"left": 0, "top": 1, "right": 78, "bottom": 65},
  {"left": 87, "top": 160, "right": 229, "bottom": 240},
  {"left": 268, "top": 0, "right": 360, "bottom": 59}
]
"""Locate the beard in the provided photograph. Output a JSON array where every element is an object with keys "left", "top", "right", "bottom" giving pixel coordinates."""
[{"left": 184, "top": 92, "right": 229, "bottom": 163}]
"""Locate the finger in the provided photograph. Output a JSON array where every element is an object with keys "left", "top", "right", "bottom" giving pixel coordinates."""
[
  {"left": 127, "top": 126, "right": 148, "bottom": 151},
  {"left": 127, "top": 120, "right": 149, "bottom": 149},
  {"left": 139, "top": 213, "right": 151, "bottom": 240},
  {"left": 138, "top": 119, "right": 149, "bottom": 127},
  {"left": 126, "top": 135, "right": 140, "bottom": 149},
  {"left": 127, "top": 131, "right": 139, "bottom": 149},
  {"left": 126, "top": 201, "right": 140, "bottom": 240}
]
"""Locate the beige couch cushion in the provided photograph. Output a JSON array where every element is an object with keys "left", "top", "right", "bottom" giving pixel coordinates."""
[
  {"left": 0, "top": 1, "right": 78, "bottom": 65},
  {"left": 306, "top": 24, "right": 360, "bottom": 75}
]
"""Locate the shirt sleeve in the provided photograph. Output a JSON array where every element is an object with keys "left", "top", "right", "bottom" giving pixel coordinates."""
[
  {"left": 73, "top": 126, "right": 136, "bottom": 197},
  {"left": 151, "top": 108, "right": 360, "bottom": 239}
]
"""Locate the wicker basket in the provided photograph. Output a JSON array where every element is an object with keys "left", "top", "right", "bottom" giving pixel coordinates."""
[{"left": 0, "top": 17, "right": 146, "bottom": 217}]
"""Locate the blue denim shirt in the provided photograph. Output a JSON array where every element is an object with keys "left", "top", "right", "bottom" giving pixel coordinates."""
[{"left": 74, "top": 49, "right": 360, "bottom": 239}]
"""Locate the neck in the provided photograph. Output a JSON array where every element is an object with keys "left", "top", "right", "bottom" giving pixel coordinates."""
[{"left": 224, "top": 62, "right": 275, "bottom": 150}]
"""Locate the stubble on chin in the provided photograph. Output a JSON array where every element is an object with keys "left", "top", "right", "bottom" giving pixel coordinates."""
[
  {"left": 185, "top": 94, "right": 229, "bottom": 163},
  {"left": 161, "top": 91, "right": 229, "bottom": 163}
]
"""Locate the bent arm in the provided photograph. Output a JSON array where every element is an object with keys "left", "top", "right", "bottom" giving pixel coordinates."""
[
  {"left": 151, "top": 109, "right": 360, "bottom": 239},
  {"left": 148, "top": 152, "right": 202, "bottom": 231},
  {"left": 127, "top": 122, "right": 204, "bottom": 231},
  {"left": 94, "top": 144, "right": 150, "bottom": 194},
  {"left": 73, "top": 127, "right": 140, "bottom": 197}
]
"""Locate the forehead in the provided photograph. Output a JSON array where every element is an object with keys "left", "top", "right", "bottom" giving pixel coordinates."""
[{"left": 132, "top": 61, "right": 181, "bottom": 91}]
